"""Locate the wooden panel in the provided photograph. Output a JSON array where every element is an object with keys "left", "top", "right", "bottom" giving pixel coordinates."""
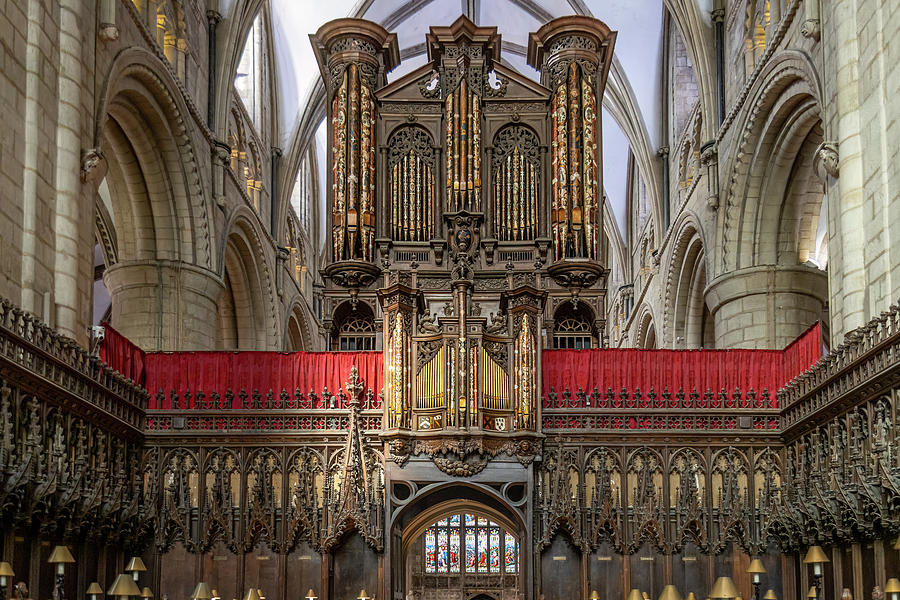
[
  {"left": 540, "top": 535, "right": 581, "bottom": 600},
  {"left": 202, "top": 542, "right": 239, "bottom": 600},
  {"left": 588, "top": 542, "right": 623, "bottom": 599},
  {"left": 286, "top": 543, "right": 323, "bottom": 598},
  {"left": 673, "top": 543, "right": 709, "bottom": 598},
  {"left": 244, "top": 544, "right": 280, "bottom": 597},
  {"left": 629, "top": 545, "right": 665, "bottom": 599},
  {"left": 159, "top": 543, "right": 197, "bottom": 599},
  {"left": 332, "top": 534, "right": 379, "bottom": 599}
]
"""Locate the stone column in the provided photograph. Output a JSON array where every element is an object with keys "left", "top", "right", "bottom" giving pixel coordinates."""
[
  {"left": 103, "top": 261, "right": 224, "bottom": 351},
  {"left": 705, "top": 265, "right": 827, "bottom": 349}
]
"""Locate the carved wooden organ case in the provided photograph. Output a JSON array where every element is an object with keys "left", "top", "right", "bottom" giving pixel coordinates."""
[{"left": 313, "top": 16, "right": 616, "bottom": 451}]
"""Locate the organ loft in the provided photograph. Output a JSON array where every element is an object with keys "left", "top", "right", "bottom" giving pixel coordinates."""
[{"left": 2, "top": 2, "right": 900, "bottom": 600}]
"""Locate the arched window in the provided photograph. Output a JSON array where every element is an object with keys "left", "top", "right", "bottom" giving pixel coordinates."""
[
  {"left": 332, "top": 303, "right": 376, "bottom": 351},
  {"left": 553, "top": 302, "right": 596, "bottom": 349},
  {"left": 388, "top": 126, "right": 436, "bottom": 241},
  {"left": 235, "top": 13, "right": 266, "bottom": 129},
  {"left": 421, "top": 512, "right": 518, "bottom": 575},
  {"left": 492, "top": 125, "right": 540, "bottom": 241},
  {"left": 290, "top": 151, "right": 314, "bottom": 232}
]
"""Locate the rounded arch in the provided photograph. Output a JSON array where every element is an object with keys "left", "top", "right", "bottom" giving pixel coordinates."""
[
  {"left": 331, "top": 300, "right": 377, "bottom": 351},
  {"left": 552, "top": 300, "right": 598, "bottom": 349},
  {"left": 283, "top": 295, "right": 314, "bottom": 352},
  {"left": 665, "top": 216, "right": 714, "bottom": 348},
  {"left": 634, "top": 304, "right": 658, "bottom": 349},
  {"left": 720, "top": 51, "right": 823, "bottom": 272},
  {"left": 94, "top": 48, "right": 212, "bottom": 269},
  {"left": 217, "top": 211, "right": 279, "bottom": 350}
]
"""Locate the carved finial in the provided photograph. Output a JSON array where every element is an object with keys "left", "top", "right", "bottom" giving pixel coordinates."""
[{"left": 345, "top": 365, "right": 363, "bottom": 404}]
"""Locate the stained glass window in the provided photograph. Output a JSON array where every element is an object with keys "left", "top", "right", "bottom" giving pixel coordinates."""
[
  {"left": 505, "top": 531, "right": 517, "bottom": 573},
  {"left": 422, "top": 511, "right": 519, "bottom": 576},
  {"left": 425, "top": 528, "right": 436, "bottom": 573}
]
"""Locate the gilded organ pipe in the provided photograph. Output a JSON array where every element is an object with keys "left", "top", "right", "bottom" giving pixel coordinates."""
[
  {"left": 388, "top": 127, "right": 435, "bottom": 242},
  {"left": 445, "top": 79, "right": 482, "bottom": 212},
  {"left": 492, "top": 126, "right": 540, "bottom": 241}
]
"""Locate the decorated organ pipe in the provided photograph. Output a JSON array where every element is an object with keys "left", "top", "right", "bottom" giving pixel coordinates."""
[
  {"left": 312, "top": 20, "right": 399, "bottom": 265},
  {"left": 492, "top": 125, "right": 540, "bottom": 241},
  {"left": 388, "top": 127, "right": 435, "bottom": 241},
  {"left": 528, "top": 16, "right": 616, "bottom": 262},
  {"left": 445, "top": 78, "right": 482, "bottom": 213}
]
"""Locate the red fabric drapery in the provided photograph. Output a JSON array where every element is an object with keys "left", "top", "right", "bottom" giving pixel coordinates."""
[
  {"left": 99, "top": 323, "right": 146, "bottom": 385},
  {"left": 142, "top": 351, "right": 382, "bottom": 409},
  {"left": 542, "top": 322, "right": 823, "bottom": 408}
]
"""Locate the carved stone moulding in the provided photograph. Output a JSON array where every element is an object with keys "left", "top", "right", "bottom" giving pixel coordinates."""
[
  {"left": 546, "top": 259, "right": 607, "bottom": 291},
  {"left": 324, "top": 260, "right": 381, "bottom": 289}
]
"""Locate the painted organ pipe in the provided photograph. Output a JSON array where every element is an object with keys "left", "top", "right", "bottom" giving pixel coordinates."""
[
  {"left": 479, "top": 347, "right": 510, "bottom": 411},
  {"left": 388, "top": 127, "right": 435, "bottom": 241},
  {"left": 386, "top": 314, "right": 409, "bottom": 428},
  {"left": 331, "top": 64, "right": 377, "bottom": 262},
  {"left": 550, "top": 61, "right": 599, "bottom": 261},
  {"left": 492, "top": 126, "right": 540, "bottom": 240},
  {"left": 514, "top": 314, "right": 536, "bottom": 430},
  {"left": 445, "top": 79, "right": 482, "bottom": 212},
  {"left": 416, "top": 346, "right": 446, "bottom": 409}
]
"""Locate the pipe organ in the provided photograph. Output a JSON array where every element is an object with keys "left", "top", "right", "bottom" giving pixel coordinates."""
[{"left": 315, "top": 15, "right": 615, "bottom": 447}]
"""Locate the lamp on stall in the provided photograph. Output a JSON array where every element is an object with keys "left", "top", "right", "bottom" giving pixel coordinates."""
[
  {"left": 763, "top": 591, "right": 777, "bottom": 600},
  {"left": 589, "top": 592, "right": 600, "bottom": 600},
  {"left": 803, "top": 545, "right": 829, "bottom": 600},
  {"left": 358, "top": 590, "right": 371, "bottom": 600},
  {"left": 242, "top": 589, "right": 260, "bottom": 600},
  {"left": 107, "top": 574, "right": 141, "bottom": 600},
  {"left": 140, "top": 587, "right": 153, "bottom": 600},
  {"left": 626, "top": 590, "right": 644, "bottom": 600},
  {"left": 659, "top": 585, "right": 684, "bottom": 600},
  {"left": 0, "top": 562, "right": 13, "bottom": 600},
  {"left": 49, "top": 546, "right": 76, "bottom": 600},
  {"left": 190, "top": 583, "right": 213, "bottom": 600},
  {"left": 125, "top": 557, "right": 147, "bottom": 582},
  {"left": 211, "top": 590, "right": 221, "bottom": 600},
  {"left": 86, "top": 583, "right": 104, "bottom": 600},
  {"left": 807, "top": 588, "right": 817, "bottom": 600},
  {"left": 885, "top": 579, "right": 900, "bottom": 600},
  {"left": 305, "top": 590, "right": 317, "bottom": 600},
  {"left": 710, "top": 577, "right": 739, "bottom": 600},
  {"left": 748, "top": 558, "right": 767, "bottom": 600},
  {"left": 257, "top": 591, "right": 266, "bottom": 600},
  {"left": 686, "top": 594, "right": 698, "bottom": 600}
]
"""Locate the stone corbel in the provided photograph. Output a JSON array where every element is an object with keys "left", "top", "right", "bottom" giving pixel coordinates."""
[
  {"left": 700, "top": 141, "right": 719, "bottom": 210},
  {"left": 275, "top": 246, "right": 290, "bottom": 298},
  {"left": 99, "top": 0, "right": 118, "bottom": 42},
  {"left": 814, "top": 141, "right": 839, "bottom": 180},
  {"left": 80, "top": 148, "right": 107, "bottom": 184},
  {"left": 213, "top": 140, "right": 231, "bottom": 207},
  {"left": 801, "top": 19, "right": 821, "bottom": 41}
]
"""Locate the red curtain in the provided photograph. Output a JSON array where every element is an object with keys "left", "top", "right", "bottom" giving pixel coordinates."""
[
  {"left": 99, "top": 323, "right": 146, "bottom": 385},
  {"left": 143, "top": 351, "right": 382, "bottom": 409},
  {"left": 542, "top": 323, "right": 823, "bottom": 408}
]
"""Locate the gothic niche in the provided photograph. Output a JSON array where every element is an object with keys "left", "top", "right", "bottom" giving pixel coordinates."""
[
  {"left": 388, "top": 126, "right": 436, "bottom": 241},
  {"left": 492, "top": 125, "right": 540, "bottom": 241}
]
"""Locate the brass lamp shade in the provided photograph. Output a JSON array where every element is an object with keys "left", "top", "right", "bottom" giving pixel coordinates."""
[
  {"left": 885, "top": 579, "right": 900, "bottom": 594},
  {"left": 191, "top": 583, "right": 213, "bottom": 600},
  {"left": 305, "top": 590, "right": 318, "bottom": 600},
  {"left": 893, "top": 538, "right": 900, "bottom": 550},
  {"left": 710, "top": 577, "right": 739, "bottom": 600},
  {"left": 140, "top": 587, "right": 153, "bottom": 598},
  {"left": 86, "top": 583, "right": 104, "bottom": 595},
  {"left": 108, "top": 574, "right": 141, "bottom": 597},
  {"left": 126, "top": 557, "right": 147, "bottom": 573},
  {"left": 686, "top": 594, "right": 698, "bottom": 600},
  {"left": 0, "top": 561, "right": 13, "bottom": 576},
  {"left": 803, "top": 546, "right": 829, "bottom": 564},
  {"left": 590, "top": 592, "right": 601, "bottom": 600},
  {"left": 243, "top": 589, "right": 261, "bottom": 600},
  {"left": 748, "top": 559, "right": 767, "bottom": 574},
  {"left": 807, "top": 587, "right": 817, "bottom": 599},
  {"left": 48, "top": 545, "right": 75, "bottom": 564},
  {"left": 358, "top": 590, "right": 371, "bottom": 600},
  {"left": 659, "top": 585, "right": 684, "bottom": 600},
  {"left": 763, "top": 591, "right": 777, "bottom": 600},
  {"left": 626, "top": 589, "right": 644, "bottom": 600}
]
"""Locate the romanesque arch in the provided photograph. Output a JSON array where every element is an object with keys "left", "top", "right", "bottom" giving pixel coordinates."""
[{"left": 665, "top": 216, "right": 713, "bottom": 349}]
